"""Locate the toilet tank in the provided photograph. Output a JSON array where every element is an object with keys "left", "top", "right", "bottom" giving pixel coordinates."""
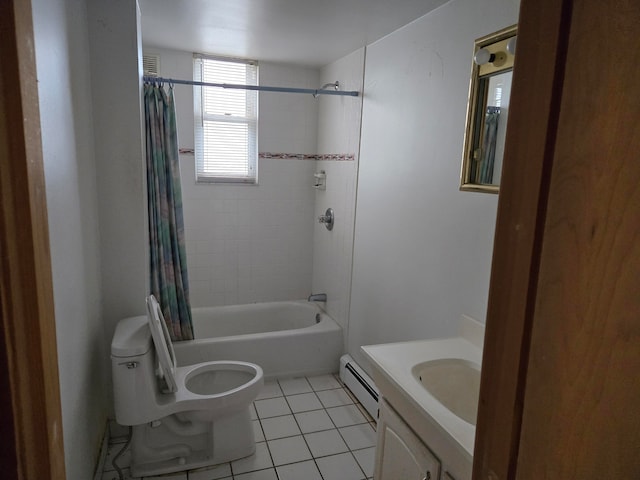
[
  {"left": 112, "top": 315, "right": 151, "bottom": 357},
  {"left": 111, "top": 315, "right": 160, "bottom": 425}
]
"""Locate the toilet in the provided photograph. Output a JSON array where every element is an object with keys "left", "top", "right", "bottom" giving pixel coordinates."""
[{"left": 111, "top": 295, "right": 264, "bottom": 477}]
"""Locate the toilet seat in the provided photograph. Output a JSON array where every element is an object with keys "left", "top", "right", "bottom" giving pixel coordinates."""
[
  {"left": 146, "top": 295, "right": 179, "bottom": 393},
  {"left": 145, "top": 295, "right": 263, "bottom": 418}
]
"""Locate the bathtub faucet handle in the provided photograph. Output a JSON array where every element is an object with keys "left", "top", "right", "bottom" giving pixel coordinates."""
[
  {"left": 318, "top": 208, "right": 334, "bottom": 231},
  {"left": 308, "top": 293, "right": 327, "bottom": 302}
]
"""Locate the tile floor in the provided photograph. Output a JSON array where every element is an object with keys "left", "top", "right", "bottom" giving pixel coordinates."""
[{"left": 102, "top": 373, "right": 377, "bottom": 480}]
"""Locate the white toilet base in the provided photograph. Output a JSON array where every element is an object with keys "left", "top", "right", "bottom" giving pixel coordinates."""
[{"left": 130, "top": 407, "right": 255, "bottom": 477}]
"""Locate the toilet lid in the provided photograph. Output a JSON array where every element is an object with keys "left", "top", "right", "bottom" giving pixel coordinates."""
[{"left": 146, "top": 295, "right": 178, "bottom": 393}]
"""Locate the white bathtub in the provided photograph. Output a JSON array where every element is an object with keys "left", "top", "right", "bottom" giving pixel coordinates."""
[{"left": 173, "top": 301, "right": 343, "bottom": 379}]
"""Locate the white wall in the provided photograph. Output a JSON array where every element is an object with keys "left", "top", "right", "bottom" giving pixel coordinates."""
[
  {"left": 87, "top": 0, "right": 147, "bottom": 348},
  {"left": 144, "top": 48, "right": 320, "bottom": 306},
  {"left": 31, "top": 0, "right": 108, "bottom": 477},
  {"left": 349, "top": 0, "right": 520, "bottom": 373},
  {"left": 312, "top": 48, "right": 365, "bottom": 344}
]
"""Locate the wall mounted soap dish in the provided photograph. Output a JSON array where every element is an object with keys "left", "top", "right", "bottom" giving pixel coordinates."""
[{"left": 313, "top": 171, "right": 326, "bottom": 190}]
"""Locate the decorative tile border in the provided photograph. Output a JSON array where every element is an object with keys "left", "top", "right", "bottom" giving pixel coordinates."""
[
  {"left": 260, "top": 152, "right": 355, "bottom": 161},
  {"left": 178, "top": 149, "right": 355, "bottom": 162},
  {"left": 260, "top": 152, "right": 317, "bottom": 160},
  {"left": 315, "top": 154, "right": 356, "bottom": 161}
]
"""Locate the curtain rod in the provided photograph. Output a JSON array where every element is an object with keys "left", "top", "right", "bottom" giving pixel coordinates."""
[{"left": 143, "top": 76, "right": 359, "bottom": 97}]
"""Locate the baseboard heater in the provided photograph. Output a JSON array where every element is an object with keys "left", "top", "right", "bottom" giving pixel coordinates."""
[{"left": 339, "top": 354, "right": 379, "bottom": 420}]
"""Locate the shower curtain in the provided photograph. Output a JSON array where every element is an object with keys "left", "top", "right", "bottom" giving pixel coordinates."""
[
  {"left": 144, "top": 82, "right": 194, "bottom": 341},
  {"left": 477, "top": 106, "right": 501, "bottom": 185}
]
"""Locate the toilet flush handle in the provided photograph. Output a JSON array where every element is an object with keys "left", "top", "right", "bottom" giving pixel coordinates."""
[{"left": 119, "top": 361, "right": 138, "bottom": 369}]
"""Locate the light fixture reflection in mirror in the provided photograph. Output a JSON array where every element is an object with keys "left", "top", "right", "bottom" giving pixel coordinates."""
[{"left": 460, "top": 25, "right": 517, "bottom": 194}]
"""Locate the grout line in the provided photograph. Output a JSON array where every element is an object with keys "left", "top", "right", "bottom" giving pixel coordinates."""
[
  {"left": 317, "top": 381, "right": 372, "bottom": 479},
  {"left": 333, "top": 424, "right": 373, "bottom": 479},
  {"left": 303, "top": 375, "right": 370, "bottom": 478},
  {"left": 276, "top": 376, "right": 313, "bottom": 396},
  {"left": 255, "top": 398, "right": 284, "bottom": 480},
  {"left": 283, "top": 376, "right": 344, "bottom": 480}
]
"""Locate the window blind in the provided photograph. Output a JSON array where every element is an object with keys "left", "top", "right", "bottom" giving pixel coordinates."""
[{"left": 194, "top": 54, "right": 258, "bottom": 183}]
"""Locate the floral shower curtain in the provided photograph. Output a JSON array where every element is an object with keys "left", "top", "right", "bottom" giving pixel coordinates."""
[
  {"left": 477, "top": 106, "right": 501, "bottom": 185},
  {"left": 144, "top": 82, "right": 194, "bottom": 341}
]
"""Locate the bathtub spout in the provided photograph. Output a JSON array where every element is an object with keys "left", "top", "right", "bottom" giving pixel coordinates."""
[{"left": 308, "top": 293, "right": 327, "bottom": 302}]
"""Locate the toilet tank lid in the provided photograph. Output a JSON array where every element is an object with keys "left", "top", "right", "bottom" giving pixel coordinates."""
[{"left": 111, "top": 315, "right": 151, "bottom": 357}]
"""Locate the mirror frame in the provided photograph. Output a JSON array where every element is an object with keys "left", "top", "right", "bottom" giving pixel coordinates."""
[{"left": 460, "top": 24, "right": 517, "bottom": 194}]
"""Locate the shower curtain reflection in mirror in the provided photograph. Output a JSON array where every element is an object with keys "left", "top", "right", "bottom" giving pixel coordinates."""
[
  {"left": 460, "top": 24, "right": 516, "bottom": 193},
  {"left": 476, "top": 106, "right": 500, "bottom": 184}
]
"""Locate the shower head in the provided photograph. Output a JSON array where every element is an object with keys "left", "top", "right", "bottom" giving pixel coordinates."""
[{"left": 313, "top": 81, "right": 340, "bottom": 98}]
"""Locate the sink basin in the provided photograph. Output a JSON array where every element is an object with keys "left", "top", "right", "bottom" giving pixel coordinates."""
[
  {"left": 411, "top": 358, "right": 481, "bottom": 425},
  {"left": 362, "top": 336, "right": 483, "bottom": 457}
]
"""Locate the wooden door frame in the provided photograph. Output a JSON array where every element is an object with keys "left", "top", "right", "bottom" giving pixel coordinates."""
[
  {"left": 0, "top": 1, "right": 66, "bottom": 479},
  {"left": 472, "top": 0, "right": 571, "bottom": 478},
  {"left": 474, "top": 0, "right": 640, "bottom": 474}
]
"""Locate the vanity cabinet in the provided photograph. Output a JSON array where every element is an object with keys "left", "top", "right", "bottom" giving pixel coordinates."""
[
  {"left": 375, "top": 399, "right": 441, "bottom": 480},
  {"left": 362, "top": 336, "right": 479, "bottom": 480}
]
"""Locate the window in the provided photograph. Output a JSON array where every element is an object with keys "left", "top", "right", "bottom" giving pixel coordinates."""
[{"left": 193, "top": 54, "right": 258, "bottom": 183}]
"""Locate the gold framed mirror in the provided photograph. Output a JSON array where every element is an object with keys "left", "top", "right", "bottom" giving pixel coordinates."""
[{"left": 460, "top": 25, "right": 517, "bottom": 193}]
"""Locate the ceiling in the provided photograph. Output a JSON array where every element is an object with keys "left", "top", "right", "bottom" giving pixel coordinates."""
[{"left": 138, "top": 0, "right": 449, "bottom": 68}]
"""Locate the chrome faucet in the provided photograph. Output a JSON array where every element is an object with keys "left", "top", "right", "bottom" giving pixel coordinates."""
[{"left": 308, "top": 293, "right": 327, "bottom": 302}]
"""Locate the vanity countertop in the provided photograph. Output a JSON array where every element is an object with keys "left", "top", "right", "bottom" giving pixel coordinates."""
[{"left": 362, "top": 336, "right": 482, "bottom": 458}]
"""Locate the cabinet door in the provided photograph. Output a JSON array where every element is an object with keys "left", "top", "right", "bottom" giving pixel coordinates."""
[{"left": 375, "top": 399, "right": 440, "bottom": 480}]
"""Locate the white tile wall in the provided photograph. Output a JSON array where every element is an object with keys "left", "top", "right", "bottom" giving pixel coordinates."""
[
  {"left": 146, "top": 46, "right": 367, "bottom": 315},
  {"left": 258, "top": 62, "right": 320, "bottom": 154},
  {"left": 181, "top": 157, "right": 316, "bottom": 307},
  {"left": 151, "top": 48, "right": 322, "bottom": 307},
  {"left": 312, "top": 48, "right": 366, "bottom": 345}
]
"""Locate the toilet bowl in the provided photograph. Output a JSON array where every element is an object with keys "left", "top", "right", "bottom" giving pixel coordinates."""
[
  {"left": 173, "top": 361, "right": 262, "bottom": 422},
  {"left": 111, "top": 295, "right": 264, "bottom": 476}
]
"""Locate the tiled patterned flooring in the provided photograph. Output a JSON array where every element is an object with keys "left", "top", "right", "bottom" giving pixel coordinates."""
[{"left": 102, "top": 373, "right": 376, "bottom": 480}]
